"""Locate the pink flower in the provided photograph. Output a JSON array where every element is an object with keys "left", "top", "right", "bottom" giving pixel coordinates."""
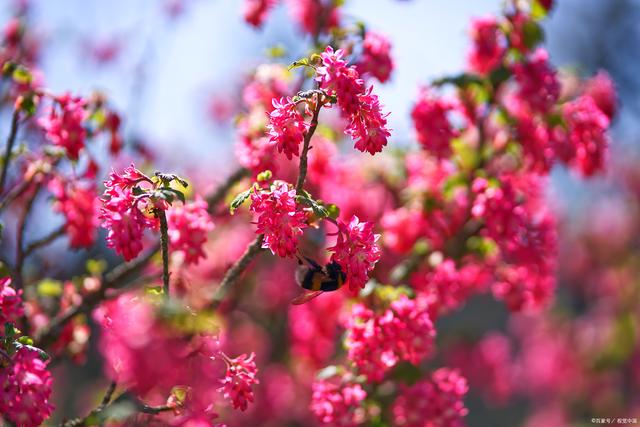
[
  {"left": 267, "top": 97, "right": 309, "bottom": 160},
  {"left": 344, "top": 296, "right": 435, "bottom": 382},
  {"left": 94, "top": 294, "right": 188, "bottom": 394},
  {"left": 584, "top": 70, "right": 617, "bottom": 120},
  {"left": 287, "top": 0, "right": 340, "bottom": 36},
  {"left": 357, "top": 31, "right": 394, "bottom": 83},
  {"left": 328, "top": 215, "right": 381, "bottom": 292},
  {"left": 448, "top": 333, "right": 515, "bottom": 405},
  {"left": 467, "top": 16, "right": 506, "bottom": 75},
  {"left": 243, "top": 0, "right": 276, "bottom": 28},
  {"left": 49, "top": 177, "right": 100, "bottom": 249},
  {"left": 167, "top": 196, "right": 214, "bottom": 265},
  {"left": 38, "top": 93, "right": 88, "bottom": 160},
  {"left": 381, "top": 208, "right": 427, "bottom": 254},
  {"left": 289, "top": 292, "right": 344, "bottom": 368},
  {"left": 412, "top": 260, "right": 491, "bottom": 317},
  {"left": 513, "top": 49, "right": 560, "bottom": 114},
  {"left": 250, "top": 182, "right": 307, "bottom": 257},
  {"left": 346, "top": 88, "right": 391, "bottom": 155},
  {"left": 560, "top": 95, "right": 610, "bottom": 177},
  {"left": 99, "top": 165, "right": 157, "bottom": 261},
  {"left": 317, "top": 47, "right": 391, "bottom": 154},
  {"left": 392, "top": 368, "right": 468, "bottom": 427},
  {"left": 0, "top": 277, "right": 23, "bottom": 326},
  {"left": 411, "top": 88, "right": 461, "bottom": 159},
  {"left": 515, "top": 114, "right": 554, "bottom": 173},
  {"left": 0, "top": 347, "right": 54, "bottom": 427},
  {"left": 310, "top": 375, "right": 366, "bottom": 427},
  {"left": 218, "top": 352, "right": 259, "bottom": 411},
  {"left": 317, "top": 47, "right": 364, "bottom": 118}
]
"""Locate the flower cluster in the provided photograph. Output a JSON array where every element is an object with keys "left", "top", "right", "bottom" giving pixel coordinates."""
[
  {"left": 467, "top": 16, "right": 506, "bottom": 75},
  {"left": 357, "top": 31, "right": 394, "bottom": 83},
  {"left": 560, "top": 94, "right": 610, "bottom": 177},
  {"left": 310, "top": 375, "right": 367, "bottom": 427},
  {"left": 344, "top": 295, "right": 435, "bottom": 382},
  {"left": 328, "top": 215, "right": 381, "bottom": 291},
  {"left": 48, "top": 176, "right": 100, "bottom": 249},
  {"left": 243, "top": 0, "right": 276, "bottom": 28},
  {"left": 0, "top": 277, "right": 23, "bottom": 325},
  {"left": 513, "top": 49, "right": 560, "bottom": 114},
  {"left": 317, "top": 47, "right": 391, "bottom": 155},
  {"left": 38, "top": 93, "right": 88, "bottom": 160},
  {"left": 250, "top": 182, "right": 307, "bottom": 257},
  {"left": 219, "top": 352, "right": 260, "bottom": 411},
  {"left": 0, "top": 347, "right": 54, "bottom": 427},
  {"left": 391, "top": 368, "right": 469, "bottom": 427},
  {"left": 267, "top": 97, "right": 309, "bottom": 160},
  {"left": 99, "top": 164, "right": 158, "bottom": 261},
  {"left": 411, "top": 88, "right": 461, "bottom": 159},
  {"left": 166, "top": 196, "right": 214, "bottom": 265}
]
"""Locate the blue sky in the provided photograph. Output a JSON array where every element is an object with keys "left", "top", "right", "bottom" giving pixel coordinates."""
[{"left": 18, "top": 0, "right": 500, "bottom": 172}]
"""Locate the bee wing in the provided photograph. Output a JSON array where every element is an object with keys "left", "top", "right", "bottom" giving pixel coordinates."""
[{"left": 291, "top": 290, "right": 324, "bottom": 305}]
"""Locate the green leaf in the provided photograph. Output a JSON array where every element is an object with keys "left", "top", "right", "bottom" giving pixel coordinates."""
[
  {"left": 12, "top": 66, "right": 31, "bottom": 85},
  {"left": 265, "top": 44, "right": 287, "bottom": 58},
  {"left": 288, "top": 57, "right": 310, "bottom": 71},
  {"left": 326, "top": 204, "right": 340, "bottom": 220},
  {"left": 432, "top": 73, "right": 483, "bottom": 89},
  {"left": 316, "top": 365, "right": 340, "bottom": 380},
  {"left": 145, "top": 286, "right": 164, "bottom": 296},
  {"left": 256, "top": 170, "right": 272, "bottom": 182},
  {"left": 86, "top": 259, "right": 107, "bottom": 276},
  {"left": 17, "top": 336, "right": 33, "bottom": 346},
  {"left": 531, "top": 0, "right": 550, "bottom": 20},
  {"left": 297, "top": 195, "right": 329, "bottom": 218},
  {"left": 229, "top": 188, "right": 252, "bottom": 214},
  {"left": 489, "top": 66, "right": 511, "bottom": 89},
  {"left": 37, "top": 279, "right": 63, "bottom": 297},
  {"left": 522, "top": 20, "right": 544, "bottom": 50}
]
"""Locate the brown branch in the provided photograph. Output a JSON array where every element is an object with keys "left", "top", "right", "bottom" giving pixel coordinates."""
[
  {"left": 155, "top": 208, "right": 170, "bottom": 298},
  {"left": 60, "top": 381, "right": 118, "bottom": 427},
  {"left": 206, "top": 167, "right": 249, "bottom": 213},
  {"left": 209, "top": 234, "right": 264, "bottom": 310},
  {"left": 34, "top": 243, "right": 160, "bottom": 348},
  {"left": 13, "top": 184, "right": 39, "bottom": 291},
  {"left": 295, "top": 94, "right": 323, "bottom": 193},
  {"left": 23, "top": 225, "right": 66, "bottom": 258},
  {"left": 0, "top": 109, "right": 20, "bottom": 195}
]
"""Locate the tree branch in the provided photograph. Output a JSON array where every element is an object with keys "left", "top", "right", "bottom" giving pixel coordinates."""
[
  {"left": 156, "top": 208, "right": 170, "bottom": 298},
  {"left": 295, "top": 94, "right": 322, "bottom": 193},
  {"left": 209, "top": 234, "right": 264, "bottom": 310},
  {"left": 0, "top": 109, "right": 20, "bottom": 195}
]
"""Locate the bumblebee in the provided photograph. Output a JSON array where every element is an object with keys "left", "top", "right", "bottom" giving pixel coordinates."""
[{"left": 292, "top": 256, "right": 346, "bottom": 305}]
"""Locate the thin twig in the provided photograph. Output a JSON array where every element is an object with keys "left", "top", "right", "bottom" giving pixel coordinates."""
[
  {"left": 0, "top": 109, "right": 20, "bottom": 194},
  {"left": 34, "top": 243, "right": 161, "bottom": 348},
  {"left": 295, "top": 94, "right": 323, "bottom": 193},
  {"left": 156, "top": 208, "right": 170, "bottom": 298},
  {"left": 60, "top": 381, "right": 118, "bottom": 427},
  {"left": 206, "top": 167, "right": 249, "bottom": 213},
  {"left": 209, "top": 234, "right": 264, "bottom": 310},
  {"left": 13, "top": 184, "right": 39, "bottom": 290},
  {"left": 23, "top": 225, "right": 66, "bottom": 258}
]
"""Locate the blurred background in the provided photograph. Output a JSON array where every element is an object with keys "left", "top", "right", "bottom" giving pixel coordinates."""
[{"left": 2, "top": 0, "right": 640, "bottom": 425}]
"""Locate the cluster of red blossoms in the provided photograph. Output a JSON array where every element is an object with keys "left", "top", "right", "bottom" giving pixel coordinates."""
[{"left": 0, "top": 0, "right": 629, "bottom": 425}]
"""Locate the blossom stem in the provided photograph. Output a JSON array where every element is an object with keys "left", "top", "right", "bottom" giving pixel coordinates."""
[
  {"left": 156, "top": 208, "right": 170, "bottom": 298},
  {"left": 206, "top": 166, "right": 249, "bottom": 213},
  {"left": 295, "top": 94, "right": 323, "bottom": 193},
  {"left": 0, "top": 109, "right": 20, "bottom": 195}
]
